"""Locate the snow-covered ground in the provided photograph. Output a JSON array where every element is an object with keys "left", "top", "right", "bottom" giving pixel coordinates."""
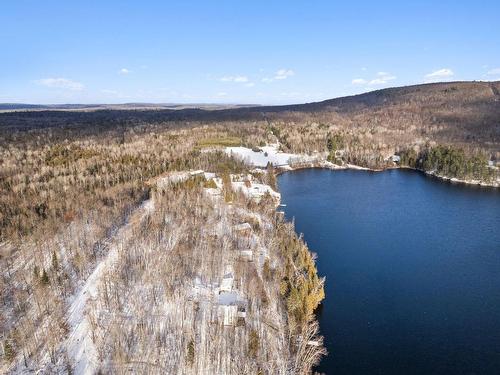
[
  {"left": 226, "top": 142, "right": 377, "bottom": 173},
  {"left": 226, "top": 144, "right": 499, "bottom": 188},
  {"left": 64, "top": 199, "right": 154, "bottom": 375},
  {"left": 425, "top": 170, "right": 500, "bottom": 188},
  {"left": 231, "top": 180, "right": 281, "bottom": 203},
  {"left": 225, "top": 144, "right": 313, "bottom": 167},
  {"left": 345, "top": 163, "right": 370, "bottom": 170}
]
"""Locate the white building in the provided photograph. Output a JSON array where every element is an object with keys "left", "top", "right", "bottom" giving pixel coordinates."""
[
  {"left": 217, "top": 291, "right": 245, "bottom": 326},
  {"left": 239, "top": 249, "right": 253, "bottom": 261},
  {"left": 220, "top": 265, "right": 234, "bottom": 292}
]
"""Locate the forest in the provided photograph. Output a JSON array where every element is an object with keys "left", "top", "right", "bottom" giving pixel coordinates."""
[
  {"left": 0, "top": 80, "right": 498, "bottom": 373},
  {"left": 0, "top": 115, "right": 326, "bottom": 373}
]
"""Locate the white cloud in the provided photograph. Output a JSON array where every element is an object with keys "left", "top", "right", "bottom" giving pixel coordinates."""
[
  {"left": 352, "top": 78, "right": 367, "bottom": 85},
  {"left": 220, "top": 75, "right": 249, "bottom": 83},
  {"left": 424, "top": 68, "right": 454, "bottom": 82},
  {"left": 275, "top": 68, "right": 294, "bottom": 80},
  {"left": 261, "top": 68, "right": 295, "bottom": 83},
  {"left": 216, "top": 92, "right": 228, "bottom": 97},
  {"left": 244, "top": 82, "right": 255, "bottom": 87},
  {"left": 351, "top": 72, "right": 396, "bottom": 86},
  {"left": 35, "top": 78, "right": 84, "bottom": 91},
  {"left": 369, "top": 72, "right": 396, "bottom": 85},
  {"left": 426, "top": 68, "right": 454, "bottom": 78},
  {"left": 486, "top": 68, "right": 500, "bottom": 76},
  {"left": 119, "top": 68, "right": 130, "bottom": 75}
]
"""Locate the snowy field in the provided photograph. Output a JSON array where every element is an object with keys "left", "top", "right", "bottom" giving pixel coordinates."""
[{"left": 225, "top": 144, "right": 299, "bottom": 167}]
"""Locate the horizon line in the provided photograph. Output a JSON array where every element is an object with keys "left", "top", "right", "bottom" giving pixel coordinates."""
[{"left": 1, "top": 79, "right": 498, "bottom": 108}]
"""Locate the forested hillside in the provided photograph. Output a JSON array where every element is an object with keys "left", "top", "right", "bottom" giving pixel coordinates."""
[{"left": 0, "top": 81, "right": 498, "bottom": 373}]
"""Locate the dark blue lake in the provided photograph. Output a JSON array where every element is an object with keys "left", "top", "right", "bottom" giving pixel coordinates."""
[{"left": 277, "top": 169, "right": 500, "bottom": 375}]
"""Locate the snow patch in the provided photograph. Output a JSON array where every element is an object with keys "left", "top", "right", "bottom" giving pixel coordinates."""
[
  {"left": 64, "top": 199, "right": 153, "bottom": 375},
  {"left": 226, "top": 145, "right": 297, "bottom": 167}
]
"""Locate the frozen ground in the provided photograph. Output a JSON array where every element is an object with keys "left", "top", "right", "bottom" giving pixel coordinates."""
[
  {"left": 64, "top": 199, "right": 154, "bottom": 375},
  {"left": 225, "top": 144, "right": 303, "bottom": 167}
]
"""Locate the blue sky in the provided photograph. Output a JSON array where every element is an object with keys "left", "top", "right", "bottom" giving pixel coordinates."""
[{"left": 1, "top": 0, "right": 500, "bottom": 104}]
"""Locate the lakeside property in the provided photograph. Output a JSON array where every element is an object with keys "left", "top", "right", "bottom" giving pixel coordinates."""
[
  {"left": 226, "top": 143, "right": 500, "bottom": 188},
  {"left": 1, "top": 80, "right": 499, "bottom": 374}
]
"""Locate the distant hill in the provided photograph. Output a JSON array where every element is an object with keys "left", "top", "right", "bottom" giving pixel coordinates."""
[
  {"left": 3, "top": 80, "right": 498, "bottom": 115},
  {"left": 0, "top": 103, "right": 48, "bottom": 110},
  {"left": 1, "top": 81, "right": 499, "bottom": 154},
  {"left": 231, "top": 80, "right": 500, "bottom": 154},
  {"left": 231, "top": 80, "right": 500, "bottom": 114},
  {"left": 0, "top": 102, "right": 259, "bottom": 112},
  {"left": 296, "top": 80, "right": 500, "bottom": 113}
]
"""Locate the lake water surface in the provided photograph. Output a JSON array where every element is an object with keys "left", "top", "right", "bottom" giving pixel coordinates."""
[{"left": 277, "top": 169, "right": 500, "bottom": 375}]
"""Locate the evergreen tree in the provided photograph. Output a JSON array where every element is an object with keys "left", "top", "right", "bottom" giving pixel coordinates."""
[
  {"left": 187, "top": 339, "right": 195, "bottom": 366},
  {"left": 266, "top": 162, "right": 277, "bottom": 190},
  {"left": 3, "top": 340, "right": 15, "bottom": 361},
  {"left": 52, "top": 251, "right": 59, "bottom": 270},
  {"left": 41, "top": 268, "right": 49, "bottom": 285},
  {"left": 248, "top": 330, "right": 259, "bottom": 359}
]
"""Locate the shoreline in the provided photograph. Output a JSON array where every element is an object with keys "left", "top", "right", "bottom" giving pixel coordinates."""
[
  {"left": 268, "top": 154, "right": 497, "bottom": 371},
  {"left": 274, "top": 162, "right": 500, "bottom": 189},
  {"left": 276, "top": 165, "right": 500, "bottom": 374},
  {"left": 226, "top": 145, "right": 499, "bottom": 189}
]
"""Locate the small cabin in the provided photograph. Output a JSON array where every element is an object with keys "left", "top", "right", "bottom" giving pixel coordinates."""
[
  {"left": 237, "top": 306, "right": 246, "bottom": 319},
  {"left": 220, "top": 273, "right": 234, "bottom": 292},
  {"left": 239, "top": 249, "right": 253, "bottom": 261},
  {"left": 217, "top": 291, "right": 246, "bottom": 326},
  {"left": 189, "top": 170, "right": 204, "bottom": 176},
  {"left": 231, "top": 179, "right": 281, "bottom": 205},
  {"left": 391, "top": 155, "right": 401, "bottom": 163},
  {"left": 220, "top": 265, "right": 234, "bottom": 292}
]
